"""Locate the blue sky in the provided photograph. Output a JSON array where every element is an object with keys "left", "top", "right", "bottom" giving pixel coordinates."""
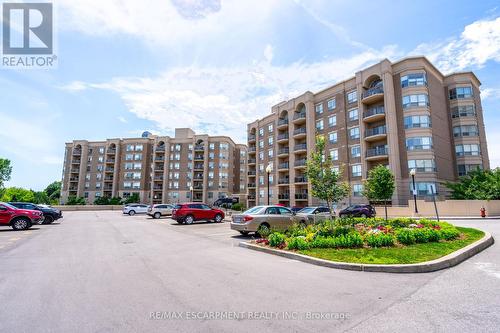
[{"left": 1, "top": 0, "right": 500, "bottom": 190}]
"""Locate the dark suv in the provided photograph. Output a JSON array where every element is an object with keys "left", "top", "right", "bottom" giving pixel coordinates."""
[
  {"left": 338, "top": 204, "right": 376, "bottom": 218},
  {"left": 8, "top": 202, "right": 62, "bottom": 224},
  {"left": 212, "top": 197, "right": 239, "bottom": 208}
]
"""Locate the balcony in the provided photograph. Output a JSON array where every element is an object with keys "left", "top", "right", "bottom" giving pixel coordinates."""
[
  {"left": 104, "top": 176, "right": 113, "bottom": 181},
  {"left": 106, "top": 159, "right": 115, "bottom": 164},
  {"left": 278, "top": 193, "right": 290, "bottom": 200},
  {"left": 194, "top": 164, "right": 204, "bottom": 170},
  {"left": 278, "top": 162, "right": 289, "bottom": 170},
  {"left": 105, "top": 167, "right": 114, "bottom": 172},
  {"left": 248, "top": 158, "right": 256, "bottom": 164},
  {"left": 277, "top": 133, "right": 289, "bottom": 142},
  {"left": 248, "top": 170, "right": 256, "bottom": 176},
  {"left": 366, "top": 146, "right": 389, "bottom": 161},
  {"left": 69, "top": 187, "right": 78, "bottom": 191},
  {"left": 293, "top": 111, "right": 306, "bottom": 124},
  {"left": 155, "top": 146, "right": 165, "bottom": 152},
  {"left": 248, "top": 183, "right": 256, "bottom": 188},
  {"left": 295, "top": 192, "right": 308, "bottom": 200},
  {"left": 153, "top": 176, "right": 164, "bottom": 181},
  {"left": 72, "top": 149, "right": 82, "bottom": 156},
  {"left": 69, "top": 177, "right": 79, "bottom": 182},
  {"left": 194, "top": 174, "right": 204, "bottom": 180},
  {"left": 362, "top": 86, "right": 384, "bottom": 104},
  {"left": 70, "top": 168, "right": 79, "bottom": 173},
  {"left": 365, "top": 125, "right": 387, "bottom": 142},
  {"left": 154, "top": 167, "right": 165, "bottom": 172},
  {"left": 278, "top": 178, "right": 289, "bottom": 185},
  {"left": 278, "top": 147, "right": 289, "bottom": 156},
  {"left": 294, "top": 143, "right": 307, "bottom": 153},
  {"left": 363, "top": 106, "right": 385, "bottom": 122},
  {"left": 104, "top": 185, "right": 113, "bottom": 191},
  {"left": 194, "top": 145, "right": 204, "bottom": 151},
  {"left": 277, "top": 119, "right": 289, "bottom": 128},
  {"left": 107, "top": 148, "right": 116, "bottom": 154},
  {"left": 294, "top": 159, "right": 307, "bottom": 168},
  {"left": 248, "top": 134, "right": 256, "bottom": 142},
  {"left": 248, "top": 194, "right": 256, "bottom": 200},
  {"left": 71, "top": 159, "right": 81, "bottom": 164},
  {"left": 293, "top": 127, "right": 307, "bottom": 138},
  {"left": 248, "top": 146, "right": 256, "bottom": 153},
  {"left": 294, "top": 176, "right": 308, "bottom": 183},
  {"left": 154, "top": 157, "right": 165, "bottom": 161},
  {"left": 194, "top": 154, "right": 204, "bottom": 160}
]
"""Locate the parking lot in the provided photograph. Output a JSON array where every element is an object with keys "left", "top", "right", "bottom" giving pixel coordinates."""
[{"left": 0, "top": 211, "right": 499, "bottom": 333}]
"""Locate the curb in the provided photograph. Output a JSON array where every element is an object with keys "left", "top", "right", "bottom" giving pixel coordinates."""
[{"left": 239, "top": 231, "right": 494, "bottom": 273}]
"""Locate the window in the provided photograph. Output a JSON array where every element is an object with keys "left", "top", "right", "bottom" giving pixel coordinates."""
[
  {"left": 349, "top": 127, "right": 360, "bottom": 140},
  {"left": 174, "top": 144, "right": 181, "bottom": 152},
  {"left": 123, "top": 181, "right": 132, "bottom": 189},
  {"left": 347, "top": 90, "right": 357, "bottom": 104},
  {"left": 455, "top": 144, "right": 480, "bottom": 156},
  {"left": 453, "top": 125, "right": 479, "bottom": 137},
  {"left": 353, "top": 184, "right": 363, "bottom": 197},
  {"left": 99, "top": 147, "right": 105, "bottom": 154},
  {"left": 268, "top": 149, "right": 273, "bottom": 158},
  {"left": 96, "top": 182, "right": 101, "bottom": 189},
  {"left": 259, "top": 151, "right": 264, "bottom": 161},
  {"left": 404, "top": 115, "right": 431, "bottom": 129},
  {"left": 401, "top": 73, "right": 427, "bottom": 87},
  {"left": 209, "top": 143, "right": 215, "bottom": 150},
  {"left": 315, "top": 103, "right": 323, "bottom": 114},
  {"left": 406, "top": 137, "right": 432, "bottom": 150},
  {"left": 259, "top": 176, "right": 264, "bottom": 185},
  {"left": 351, "top": 164, "right": 362, "bottom": 177},
  {"left": 351, "top": 145, "right": 361, "bottom": 158},
  {"left": 328, "top": 115, "right": 337, "bottom": 127},
  {"left": 135, "top": 144, "right": 143, "bottom": 152},
  {"left": 458, "top": 164, "right": 482, "bottom": 176},
  {"left": 316, "top": 119, "right": 324, "bottom": 131},
  {"left": 134, "top": 154, "right": 142, "bottom": 160},
  {"left": 133, "top": 163, "right": 142, "bottom": 170},
  {"left": 410, "top": 182, "right": 437, "bottom": 196},
  {"left": 84, "top": 192, "right": 89, "bottom": 198},
  {"left": 220, "top": 143, "right": 229, "bottom": 150},
  {"left": 451, "top": 105, "right": 475, "bottom": 118},
  {"left": 408, "top": 159, "right": 436, "bottom": 173},
  {"left": 328, "top": 131, "right": 338, "bottom": 144},
  {"left": 259, "top": 128, "right": 264, "bottom": 136},
  {"left": 348, "top": 108, "right": 359, "bottom": 121},
  {"left": 449, "top": 86, "right": 473, "bottom": 100},
  {"left": 126, "top": 145, "right": 134, "bottom": 152},
  {"left": 98, "top": 156, "right": 104, "bottom": 163},
  {"left": 268, "top": 137, "right": 273, "bottom": 146},
  {"left": 125, "top": 163, "right": 133, "bottom": 170},
  {"left": 269, "top": 175, "right": 274, "bottom": 185},
  {"left": 85, "top": 174, "right": 91, "bottom": 180},
  {"left": 402, "top": 94, "right": 429, "bottom": 109},
  {"left": 329, "top": 149, "right": 338, "bottom": 161},
  {"left": 125, "top": 154, "right": 133, "bottom": 161},
  {"left": 84, "top": 182, "right": 90, "bottom": 189},
  {"left": 133, "top": 172, "right": 141, "bottom": 180},
  {"left": 259, "top": 140, "right": 264, "bottom": 149},
  {"left": 327, "top": 98, "right": 336, "bottom": 110}
]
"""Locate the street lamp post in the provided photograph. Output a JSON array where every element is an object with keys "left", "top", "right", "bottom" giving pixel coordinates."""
[
  {"left": 266, "top": 164, "right": 273, "bottom": 205},
  {"left": 189, "top": 185, "right": 194, "bottom": 201},
  {"left": 410, "top": 168, "right": 418, "bottom": 214}
]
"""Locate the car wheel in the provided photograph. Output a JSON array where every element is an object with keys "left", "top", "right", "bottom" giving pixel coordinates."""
[
  {"left": 256, "top": 223, "right": 270, "bottom": 237},
  {"left": 214, "top": 214, "right": 223, "bottom": 223},
  {"left": 184, "top": 215, "right": 194, "bottom": 225},
  {"left": 128, "top": 210, "right": 136, "bottom": 216},
  {"left": 360, "top": 213, "right": 367, "bottom": 218},
  {"left": 11, "top": 217, "right": 30, "bottom": 231},
  {"left": 154, "top": 212, "right": 161, "bottom": 219},
  {"left": 239, "top": 231, "right": 249, "bottom": 235},
  {"left": 177, "top": 220, "right": 184, "bottom": 224},
  {"left": 44, "top": 216, "right": 54, "bottom": 224}
]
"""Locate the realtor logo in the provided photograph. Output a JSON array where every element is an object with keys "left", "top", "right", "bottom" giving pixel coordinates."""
[{"left": 2, "top": 2, "right": 56, "bottom": 68}]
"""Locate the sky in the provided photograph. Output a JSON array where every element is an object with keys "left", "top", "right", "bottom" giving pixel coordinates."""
[{"left": 1, "top": 0, "right": 500, "bottom": 190}]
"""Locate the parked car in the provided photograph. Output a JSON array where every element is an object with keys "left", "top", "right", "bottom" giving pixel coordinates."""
[
  {"left": 231, "top": 205, "right": 295, "bottom": 235},
  {"left": 147, "top": 204, "right": 175, "bottom": 219},
  {"left": 8, "top": 202, "right": 62, "bottom": 224},
  {"left": 289, "top": 206, "right": 304, "bottom": 214},
  {"left": 212, "top": 197, "right": 239, "bottom": 208},
  {"left": 172, "top": 203, "right": 225, "bottom": 224},
  {"left": 0, "top": 202, "right": 44, "bottom": 230},
  {"left": 123, "top": 204, "right": 149, "bottom": 216},
  {"left": 292, "top": 206, "right": 331, "bottom": 225},
  {"left": 338, "top": 204, "right": 376, "bottom": 218}
]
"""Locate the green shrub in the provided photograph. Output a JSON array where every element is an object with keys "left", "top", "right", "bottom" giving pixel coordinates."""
[
  {"left": 396, "top": 228, "right": 416, "bottom": 245},
  {"left": 310, "top": 236, "right": 337, "bottom": 248},
  {"left": 258, "top": 225, "right": 272, "bottom": 238},
  {"left": 268, "top": 232, "right": 286, "bottom": 247},
  {"left": 337, "top": 233, "right": 364, "bottom": 248},
  {"left": 387, "top": 217, "right": 415, "bottom": 228},
  {"left": 413, "top": 228, "right": 433, "bottom": 243},
  {"left": 364, "top": 233, "right": 395, "bottom": 247},
  {"left": 231, "top": 203, "right": 245, "bottom": 211},
  {"left": 439, "top": 227, "right": 460, "bottom": 241},
  {"left": 286, "top": 223, "right": 308, "bottom": 237},
  {"left": 427, "top": 228, "right": 441, "bottom": 242},
  {"left": 287, "top": 237, "right": 310, "bottom": 250}
]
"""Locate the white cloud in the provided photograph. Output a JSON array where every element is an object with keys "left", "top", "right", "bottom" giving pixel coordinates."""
[
  {"left": 412, "top": 16, "right": 500, "bottom": 73},
  {"left": 117, "top": 116, "right": 128, "bottom": 123},
  {"left": 481, "top": 87, "right": 500, "bottom": 100},
  {"left": 61, "top": 45, "right": 399, "bottom": 143}
]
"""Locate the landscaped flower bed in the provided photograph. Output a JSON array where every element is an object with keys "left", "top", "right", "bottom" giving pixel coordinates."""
[{"left": 253, "top": 217, "right": 485, "bottom": 264}]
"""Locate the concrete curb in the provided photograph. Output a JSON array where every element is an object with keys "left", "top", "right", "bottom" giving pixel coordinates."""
[{"left": 239, "top": 231, "right": 494, "bottom": 273}]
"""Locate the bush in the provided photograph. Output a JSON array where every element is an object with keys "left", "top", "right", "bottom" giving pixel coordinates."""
[
  {"left": 427, "top": 228, "right": 441, "bottom": 242},
  {"left": 365, "top": 233, "right": 395, "bottom": 247},
  {"left": 287, "top": 237, "right": 310, "bottom": 250},
  {"left": 268, "top": 232, "right": 286, "bottom": 247},
  {"left": 67, "top": 195, "right": 85, "bottom": 205},
  {"left": 387, "top": 217, "right": 414, "bottom": 228},
  {"left": 439, "top": 227, "right": 460, "bottom": 241},
  {"left": 94, "top": 196, "right": 110, "bottom": 205},
  {"left": 231, "top": 203, "right": 245, "bottom": 211},
  {"left": 287, "top": 223, "right": 308, "bottom": 237},
  {"left": 257, "top": 225, "right": 271, "bottom": 238},
  {"left": 310, "top": 233, "right": 363, "bottom": 249},
  {"left": 396, "top": 228, "right": 416, "bottom": 245}
]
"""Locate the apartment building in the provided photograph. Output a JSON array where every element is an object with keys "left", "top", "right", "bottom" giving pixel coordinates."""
[
  {"left": 246, "top": 56, "right": 489, "bottom": 207},
  {"left": 61, "top": 128, "right": 247, "bottom": 204}
]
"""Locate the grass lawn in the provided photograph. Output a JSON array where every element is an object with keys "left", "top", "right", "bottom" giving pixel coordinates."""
[{"left": 297, "top": 227, "right": 485, "bottom": 265}]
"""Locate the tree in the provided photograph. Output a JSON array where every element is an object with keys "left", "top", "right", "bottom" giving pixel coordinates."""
[
  {"left": 305, "top": 136, "right": 350, "bottom": 217},
  {"left": 32, "top": 191, "right": 51, "bottom": 204},
  {"left": 0, "top": 187, "right": 35, "bottom": 202},
  {"left": 364, "top": 165, "right": 395, "bottom": 220},
  {"left": 94, "top": 196, "right": 110, "bottom": 205},
  {"left": 445, "top": 168, "right": 500, "bottom": 200},
  {"left": 67, "top": 195, "right": 86, "bottom": 205},
  {"left": 44, "top": 181, "right": 61, "bottom": 202},
  {"left": 0, "top": 158, "right": 12, "bottom": 189},
  {"left": 123, "top": 193, "right": 140, "bottom": 204},
  {"left": 109, "top": 197, "right": 122, "bottom": 205}
]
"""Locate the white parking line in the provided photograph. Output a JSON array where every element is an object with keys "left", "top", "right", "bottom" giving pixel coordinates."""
[{"left": 203, "top": 232, "right": 239, "bottom": 237}]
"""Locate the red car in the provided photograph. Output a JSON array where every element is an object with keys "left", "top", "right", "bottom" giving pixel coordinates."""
[
  {"left": 172, "top": 203, "right": 225, "bottom": 224},
  {"left": 0, "top": 202, "right": 44, "bottom": 230}
]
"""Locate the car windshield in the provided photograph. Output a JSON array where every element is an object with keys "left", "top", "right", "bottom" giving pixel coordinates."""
[
  {"left": 174, "top": 205, "right": 183, "bottom": 209},
  {"left": 1, "top": 203, "right": 18, "bottom": 210},
  {"left": 298, "top": 207, "right": 315, "bottom": 214},
  {"left": 243, "top": 206, "right": 264, "bottom": 215}
]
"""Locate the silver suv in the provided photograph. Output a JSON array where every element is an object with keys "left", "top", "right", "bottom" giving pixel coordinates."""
[
  {"left": 147, "top": 204, "right": 174, "bottom": 219},
  {"left": 292, "top": 206, "right": 331, "bottom": 225}
]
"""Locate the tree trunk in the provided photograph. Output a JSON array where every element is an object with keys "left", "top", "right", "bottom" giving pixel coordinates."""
[{"left": 384, "top": 200, "right": 388, "bottom": 221}]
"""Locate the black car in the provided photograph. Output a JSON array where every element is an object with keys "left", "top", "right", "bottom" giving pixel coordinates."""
[
  {"left": 8, "top": 202, "right": 62, "bottom": 224},
  {"left": 338, "top": 204, "right": 376, "bottom": 218},
  {"left": 212, "top": 197, "right": 239, "bottom": 208}
]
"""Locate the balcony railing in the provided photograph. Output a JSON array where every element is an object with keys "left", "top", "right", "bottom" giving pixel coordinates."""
[
  {"left": 154, "top": 157, "right": 164, "bottom": 161},
  {"left": 107, "top": 148, "right": 116, "bottom": 154},
  {"left": 106, "top": 159, "right": 115, "bottom": 163},
  {"left": 194, "top": 154, "right": 204, "bottom": 160},
  {"left": 155, "top": 146, "right": 165, "bottom": 152},
  {"left": 248, "top": 158, "right": 256, "bottom": 164},
  {"left": 295, "top": 193, "right": 308, "bottom": 200},
  {"left": 69, "top": 177, "right": 79, "bottom": 182},
  {"left": 366, "top": 146, "right": 388, "bottom": 157},
  {"left": 153, "top": 176, "right": 164, "bottom": 180},
  {"left": 277, "top": 133, "right": 289, "bottom": 141},
  {"left": 278, "top": 162, "right": 289, "bottom": 169},
  {"left": 294, "top": 159, "right": 307, "bottom": 167},
  {"left": 70, "top": 168, "right": 79, "bottom": 173},
  {"left": 105, "top": 167, "right": 114, "bottom": 172},
  {"left": 248, "top": 146, "right": 256, "bottom": 152},
  {"left": 362, "top": 86, "right": 384, "bottom": 99},
  {"left": 104, "top": 177, "right": 113, "bottom": 181},
  {"left": 278, "top": 119, "right": 289, "bottom": 126},
  {"left": 248, "top": 183, "right": 256, "bottom": 188},
  {"left": 278, "top": 178, "right": 289, "bottom": 184},
  {"left": 294, "top": 176, "right": 308, "bottom": 183},
  {"left": 365, "top": 125, "right": 387, "bottom": 137},
  {"left": 293, "top": 127, "right": 307, "bottom": 136},
  {"left": 278, "top": 148, "right": 289, "bottom": 155},
  {"left": 278, "top": 193, "right": 290, "bottom": 200},
  {"left": 364, "top": 106, "right": 385, "bottom": 118},
  {"left": 294, "top": 143, "right": 307, "bottom": 151},
  {"left": 248, "top": 195, "right": 256, "bottom": 200},
  {"left": 293, "top": 111, "right": 306, "bottom": 120},
  {"left": 72, "top": 149, "right": 82, "bottom": 155},
  {"left": 194, "top": 164, "right": 204, "bottom": 170},
  {"left": 194, "top": 175, "right": 203, "bottom": 180},
  {"left": 248, "top": 170, "right": 256, "bottom": 176},
  {"left": 248, "top": 134, "right": 256, "bottom": 141}
]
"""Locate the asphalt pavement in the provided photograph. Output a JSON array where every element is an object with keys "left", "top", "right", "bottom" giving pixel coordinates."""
[{"left": 0, "top": 212, "right": 498, "bottom": 333}]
